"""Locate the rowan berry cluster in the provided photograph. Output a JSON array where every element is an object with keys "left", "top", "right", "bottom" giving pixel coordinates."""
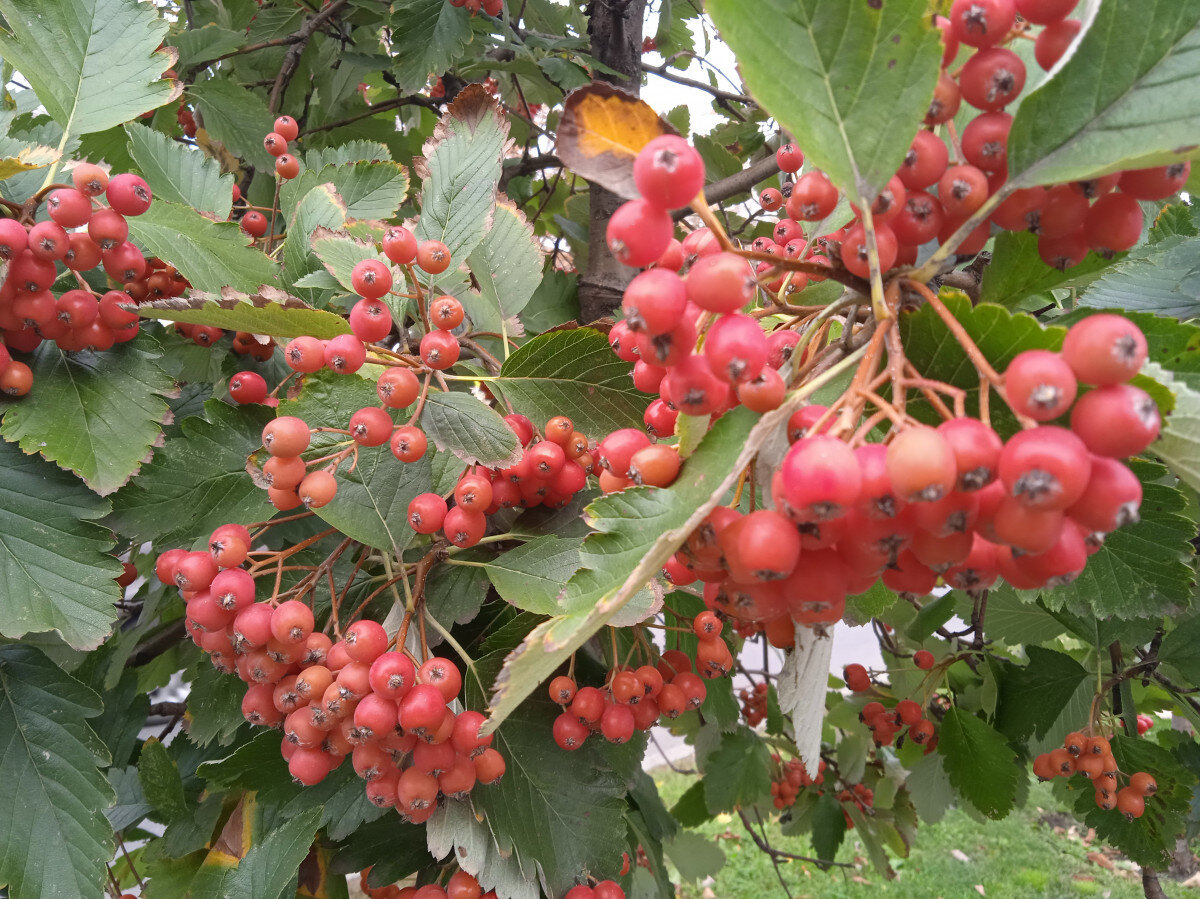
[
  {"left": 857, "top": 698, "right": 937, "bottom": 749},
  {"left": 769, "top": 755, "right": 825, "bottom": 809},
  {"left": 0, "top": 164, "right": 168, "bottom": 395},
  {"left": 360, "top": 865, "right": 497, "bottom": 899},
  {"left": 547, "top": 640, "right": 714, "bottom": 751},
  {"left": 154, "top": 527, "right": 506, "bottom": 819},
  {"left": 738, "top": 681, "right": 768, "bottom": 727},
  {"left": 612, "top": 213, "right": 1154, "bottom": 629},
  {"left": 756, "top": 0, "right": 1189, "bottom": 274},
  {"left": 1034, "top": 731, "right": 1156, "bottom": 820}
]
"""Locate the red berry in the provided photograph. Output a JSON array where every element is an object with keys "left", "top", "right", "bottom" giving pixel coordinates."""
[
  {"left": 961, "top": 111, "right": 1012, "bottom": 172},
  {"left": 416, "top": 239, "right": 451, "bottom": 274},
  {"left": 914, "top": 649, "right": 935, "bottom": 669},
  {"left": 1061, "top": 314, "right": 1147, "bottom": 385},
  {"left": 275, "top": 154, "right": 300, "bottom": 179},
  {"left": 949, "top": 0, "right": 1016, "bottom": 48},
  {"left": 1084, "top": 192, "right": 1143, "bottom": 253},
  {"left": 106, "top": 173, "right": 153, "bottom": 216},
  {"left": 998, "top": 426, "right": 1091, "bottom": 510},
  {"left": 606, "top": 198, "right": 673, "bottom": 267},
  {"left": 633, "top": 135, "right": 705, "bottom": 209},
  {"left": 229, "top": 370, "right": 268, "bottom": 404},
  {"left": 420, "top": 329, "right": 460, "bottom": 370},
  {"left": 351, "top": 259, "right": 393, "bottom": 299},
  {"left": 1120, "top": 162, "right": 1191, "bottom": 201},
  {"left": 274, "top": 115, "right": 299, "bottom": 141},
  {"left": 1034, "top": 18, "right": 1081, "bottom": 69},
  {"left": 900, "top": 131, "right": 950, "bottom": 190},
  {"left": 241, "top": 211, "right": 269, "bottom": 237},
  {"left": 1070, "top": 384, "right": 1160, "bottom": 458},
  {"left": 383, "top": 226, "right": 418, "bottom": 265},
  {"left": 1004, "top": 349, "right": 1077, "bottom": 421},
  {"left": 263, "top": 132, "right": 288, "bottom": 157},
  {"left": 324, "top": 333, "right": 366, "bottom": 374},
  {"left": 786, "top": 171, "right": 838, "bottom": 221},
  {"left": 960, "top": 48, "right": 1026, "bottom": 112}
]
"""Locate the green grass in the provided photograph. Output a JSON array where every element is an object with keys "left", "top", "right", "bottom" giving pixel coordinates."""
[{"left": 653, "top": 767, "right": 1147, "bottom": 899}]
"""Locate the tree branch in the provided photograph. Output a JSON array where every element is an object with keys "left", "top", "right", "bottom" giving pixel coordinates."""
[
  {"left": 641, "top": 60, "right": 753, "bottom": 105},
  {"left": 268, "top": 0, "right": 352, "bottom": 113},
  {"left": 499, "top": 153, "right": 563, "bottom": 189},
  {"left": 298, "top": 93, "right": 443, "bottom": 136},
  {"left": 673, "top": 154, "right": 780, "bottom": 220}
]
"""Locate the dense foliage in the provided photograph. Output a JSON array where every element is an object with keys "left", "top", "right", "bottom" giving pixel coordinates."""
[{"left": 1, "top": 1, "right": 1200, "bottom": 898}]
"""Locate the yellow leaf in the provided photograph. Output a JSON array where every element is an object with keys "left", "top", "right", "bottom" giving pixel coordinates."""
[
  {"left": 0, "top": 144, "right": 60, "bottom": 182},
  {"left": 556, "top": 82, "right": 677, "bottom": 198}
]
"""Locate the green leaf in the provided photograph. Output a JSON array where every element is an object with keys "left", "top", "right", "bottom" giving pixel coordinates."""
[
  {"left": 520, "top": 269, "right": 579, "bottom": 335},
  {"left": 994, "top": 647, "right": 1090, "bottom": 743},
  {"left": 1008, "top": 0, "right": 1200, "bottom": 188},
  {"left": 810, "top": 792, "right": 848, "bottom": 865},
  {"left": 1078, "top": 235, "right": 1200, "bottom": 320},
  {"left": 1044, "top": 458, "right": 1196, "bottom": 619},
  {"left": 387, "top": 0, "right": 474, "bottom": 93},
  {"left": 321, "top": 160, "right": 410, "bottom": 220},
  {"left": 1158, "top": 613, "right": 1200, "bottom": 682},
  {"left": 170, "top": 25, "right": 244, "bottom": 68},
  {"left": 480, "top": 536, "right": 584, "bottom": 614},
  {"left": 0, "top": 439, "right": 120, "bottom": 650},
  {"left": 284, "top": 184, "right": 348, "bottom": 290},
  {"left": 107, "top": 400, "right": 276, "bottom": 546},
  {"left": 310, "top": 228, "right": 393, "bottom": 295},
  {"left": 421, "top": 390, "right": 520, "bottom": 468},
  {"left": 905, "top": 751, "right": 955, "bottom": 825},
  {"left": 279, "top": 371, "right": 431, "bottom": 552},
  {"left": 662, "top": 830, "right": 725, "bottom": 882},
  {"left": 937, "top": 707, "right": 1020, "bottom": 818},
  {"left": 0, "top": 336, "right": 172, "bottom": 496},
  {"left": 0, "top": 0, "right": 176, "bottom": 143},
  {"left": 1143, "top": 362, "right": 1200, "bottom": 492},
  {"left": 490, "top": 328, "right": 651, "bottom": 437},
  {"left": 127, "top": 199, "right": 278, "bottom": 295},
  {"left": 188, "top": 77, "right": 277, "bottom": 170},
  {"left": 468, "top": 202, "right": 545, "bottom": 323},
  {"left": 0, "top": 645, "right": 115, "bottom": 899},
  {"left": 140, "top": 288, "right": 351, "bottom": 340},
  {"left": 980, "top": 585, "right": 1066, "bottom": 646},
  {"left": 186, "top": 663, "right": 247, "bottom": 748},
  {"left": 704, "top": 0, "right": 941, "bottom": 200},
  {"left": 699, "top": 725, "right": 772, "bottom": 813},
  {"left": 137, "top": 738, "right": 188, "bottom": 824},
  {"left": 125, "top": 123, "right": 234, "bottom": 219},
  {"left": 980, "top": 231, "right": 1116, "bottom": 308},
  {"left": 669, "top": 780, "right": 710, "bottom": 828},
  {"left": 415, "top": 85, "right": 511, "bottom": 263},
  {"left": 899, "top": 290, "right": 1064, "bottom": 434},
  {"left": 426, "top": 798, "right": 538, "bottom": 899},
  {"left": 220, "top": 806, "right": 322, "bottom": 899},
  {"left": 1068, "top": 736, "right": 1195, "bottom": 869},
  {"left": 304, "top": 141, "right": 392, "bottom": 169},
  {"left": 468, "top": 696, "right": 630, "bottom": 897}
]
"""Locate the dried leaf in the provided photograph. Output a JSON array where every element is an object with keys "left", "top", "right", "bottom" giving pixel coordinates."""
[{"left": 556, "top": 82, "right": 678, "bottom": 199}]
